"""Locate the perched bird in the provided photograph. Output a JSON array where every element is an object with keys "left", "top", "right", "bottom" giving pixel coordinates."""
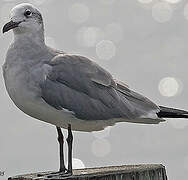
[{"left": 2, "top": 3, "right": 188, "bottom": 178}]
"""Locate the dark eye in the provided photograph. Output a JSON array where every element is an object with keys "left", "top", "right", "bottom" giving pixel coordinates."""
[{"left": 24, "top": 9, "right": 32, "bottom": 17}]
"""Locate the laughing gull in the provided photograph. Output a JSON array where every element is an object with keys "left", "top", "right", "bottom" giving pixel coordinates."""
[{"left": 2, "top": 3, "right": 188, "bottom": 177}]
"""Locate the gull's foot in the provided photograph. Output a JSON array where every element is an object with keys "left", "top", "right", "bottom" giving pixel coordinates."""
[
  {"left": 46, "top": 171, "right": 72, "bottom": 178},
  {"left": 36, "top": 170, "right": 72, "bottom": 179}
]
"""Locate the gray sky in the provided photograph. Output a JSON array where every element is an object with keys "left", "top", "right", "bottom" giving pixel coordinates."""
[{"left": 0, "top": 0, "right": 188, "bottom": 179}]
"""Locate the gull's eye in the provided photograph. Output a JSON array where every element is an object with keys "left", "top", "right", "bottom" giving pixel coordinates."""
[{"left": 24, "top": 9, "right": 32, "bottom": 17}]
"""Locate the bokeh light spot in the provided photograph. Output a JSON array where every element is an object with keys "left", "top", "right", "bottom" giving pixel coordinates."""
[
  {"left": 96, "top": 40, "right": 116, "bottom": 60},
  {"left": 77, "top": 27, "right": 104, "bottom": 47},
  {"left": 72, "top": 158, "right": 85, "bottom": 169},
  {"left": 68, "top": 3, "right": 90, "bottom": 24},
  {"left": 91, "top": 139, "right": 111, "bottom": 157},
  {"left": 152, "top": 2, "right": 173, "bottom": 23},
  {"left": 158, "top": 77, "right": 179, "bottom": 97}
]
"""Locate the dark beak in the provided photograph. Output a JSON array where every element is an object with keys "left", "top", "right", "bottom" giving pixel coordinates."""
[{"left": 2, "top": 20, "right": 21, "bottom": 33}]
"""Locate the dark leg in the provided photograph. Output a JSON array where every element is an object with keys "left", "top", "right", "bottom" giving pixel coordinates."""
[
  {"left": 37, "top": 126, "right": 69, "bottom": 179},
  {"left": 66, "top": 124, "right": 73, "bottom": 174},
  {"left": 56, "top": 126, "right": 66, "bottom": 172}
]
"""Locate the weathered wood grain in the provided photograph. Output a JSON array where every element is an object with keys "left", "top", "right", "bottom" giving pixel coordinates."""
[{"left": 8, "top": 164, "right": 168, "bottom": 180}]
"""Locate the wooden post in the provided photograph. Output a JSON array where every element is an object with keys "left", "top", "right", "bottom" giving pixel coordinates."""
[{"left": 8, "top": 164, "right": 168, "bottom": 180}]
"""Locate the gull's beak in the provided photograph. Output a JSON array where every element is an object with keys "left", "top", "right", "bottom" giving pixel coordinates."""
[{"left": 2, "top": 20, "right": 21, "bottom": 33}]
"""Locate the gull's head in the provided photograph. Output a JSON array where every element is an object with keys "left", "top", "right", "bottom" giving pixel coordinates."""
[{"left": 2, "top": 3, "right": 43, "bottom": 35}]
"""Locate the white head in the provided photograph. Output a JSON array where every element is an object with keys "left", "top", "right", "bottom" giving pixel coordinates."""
[{"left": 3, "top": 3, "right": 44, "bottom": 38}]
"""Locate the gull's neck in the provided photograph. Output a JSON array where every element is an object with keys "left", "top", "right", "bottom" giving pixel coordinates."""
[
  {"left": 13, "top": 30, "right": 45, "bottom": 47},
  {"left": 7, "top": 29, "right": 49, "bottom": 65}
]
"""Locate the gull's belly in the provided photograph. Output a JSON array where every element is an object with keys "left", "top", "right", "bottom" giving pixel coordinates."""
[{"left": 7, "top": 91, "right": 116, "bottom": 132}]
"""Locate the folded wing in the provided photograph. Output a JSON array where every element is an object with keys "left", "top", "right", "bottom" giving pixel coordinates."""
[{"left": 40, "top": 54, "right": 160, "bottom": 122}]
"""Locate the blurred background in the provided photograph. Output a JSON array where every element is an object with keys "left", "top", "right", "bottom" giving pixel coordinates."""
[{"left": 0, "top": 0, "right": 188, "bottom": 179}]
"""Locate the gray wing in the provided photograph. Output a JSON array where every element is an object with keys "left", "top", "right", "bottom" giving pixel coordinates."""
[
  {"left": 40, "top": 54, "right": 159, "bottom": 121},
  {"left": 116, "top": 81, "right": 160, "bottom": 117}
]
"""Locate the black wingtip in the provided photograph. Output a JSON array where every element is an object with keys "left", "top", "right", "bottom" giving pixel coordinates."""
[{"left": 157, "top": 106, "right": 188, "bottom": 118}]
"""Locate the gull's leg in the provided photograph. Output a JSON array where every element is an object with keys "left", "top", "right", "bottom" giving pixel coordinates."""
[
  {"left": 56, "top": 126, "right": 67, "bottom": 172},
  {"left": 37, "top": 126, "right": 70, "bottom": 179},
  {"left": 66, "top": 124, "right": 73, "bottom": 174}
]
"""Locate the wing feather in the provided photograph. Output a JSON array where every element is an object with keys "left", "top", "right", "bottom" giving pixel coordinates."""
[{"left": 40, "top": 54, "right": 159, "bottom": 121}]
